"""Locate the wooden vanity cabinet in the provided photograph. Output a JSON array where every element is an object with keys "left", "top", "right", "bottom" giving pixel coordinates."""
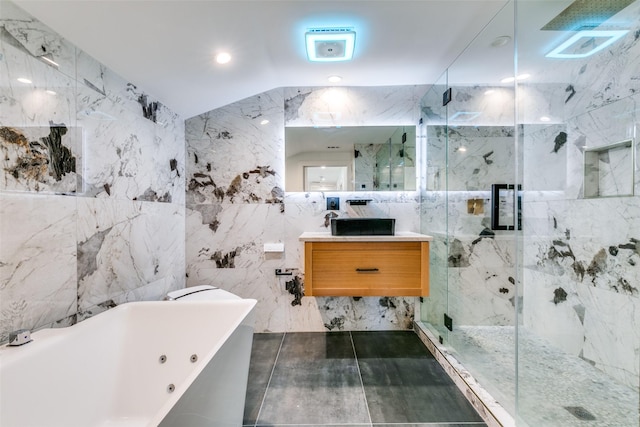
[{"left": 304, "top": 241, "right": 429, "bottom": 297}]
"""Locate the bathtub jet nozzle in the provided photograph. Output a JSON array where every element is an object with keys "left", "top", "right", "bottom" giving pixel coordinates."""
[{"left": 8, "top": 329, "right": 32, "bottom": 346}]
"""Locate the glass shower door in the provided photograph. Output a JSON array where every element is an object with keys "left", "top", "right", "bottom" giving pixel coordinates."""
[
  {"left": 516, "top": 0, "right": 640, "bottom": 425},
  {"left": 420, "top": 72, "right": 450, "bottom": 343},
  {"left": 421, "top": 0, "right": 640, "bottom": 425},
  {"left": 438, "top": 1, "right": 519, "bottom": 415}
]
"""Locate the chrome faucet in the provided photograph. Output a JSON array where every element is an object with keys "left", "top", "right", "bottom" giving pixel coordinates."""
[{"left": 8, "top": 329, "right": 32, "bottom": 346}]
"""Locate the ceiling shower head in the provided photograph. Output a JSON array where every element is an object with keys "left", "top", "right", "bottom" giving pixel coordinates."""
[{"left": 541, "top": 0, "right": 635, "bottom": 30}]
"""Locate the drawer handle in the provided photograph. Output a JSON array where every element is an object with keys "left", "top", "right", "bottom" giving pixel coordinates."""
[{"left": 356, "top": 268, "right": 379, "bottom": 272}]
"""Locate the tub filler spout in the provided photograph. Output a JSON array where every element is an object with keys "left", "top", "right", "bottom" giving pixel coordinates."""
[{"left": 8, "top": 329, "right": 32, "bottom": 346}]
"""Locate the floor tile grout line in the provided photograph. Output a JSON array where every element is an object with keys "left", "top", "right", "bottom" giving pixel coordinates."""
[
  {"left": 349, "top": 331, "right": 374, "bottom": 427},
  {"left": 253, "top": 332, "right": 287, "bottom": 427}
]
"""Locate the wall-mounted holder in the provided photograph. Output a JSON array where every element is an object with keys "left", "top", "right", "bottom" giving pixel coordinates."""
[
  {"left": 443, "top": 87, "right": 452, "bottom": 106},
  {"left": 491, "top": 184, "right": 522, "bottom": 231},
  {"left": 275, "top": 268, "right": 293, "bottom": 276},
  {"left": 264, "top": 243, "right": 285, "bottom": 253},
  {"left": 346, "top": 199, "right": 372, "bottom": 206}
]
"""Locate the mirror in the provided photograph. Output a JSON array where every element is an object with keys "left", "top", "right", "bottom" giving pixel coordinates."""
[{"left": 285, "top": 125, "right": 416, "bottom": 192}]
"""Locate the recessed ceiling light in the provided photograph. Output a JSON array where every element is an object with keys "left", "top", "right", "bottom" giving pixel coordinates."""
[
  {"left": 328, "top": 75, "right": 342, "bottom": 83},
  {"left": 306, "top": 28, "right": 355, "bottom": 62},
  {"left": 45, "top": 89, "right": 57, "bottom": 95},
  {"left": 216, "top": 52, "right": 231, "bottom": 64},
  {"left": 260, "top": 119, "right": 269, "bottom": 125},
  {"left": 491, "top": 35, "right": 512, "bottom": 48},
  {"left": 540, "top": 116, "right": 551, "bottom": 122},
  {"left": 17, "top": 77, "right": 32, "bottom": 84},
  {"left": 546, "top": 30, "right": 628, "bottom": 59}
]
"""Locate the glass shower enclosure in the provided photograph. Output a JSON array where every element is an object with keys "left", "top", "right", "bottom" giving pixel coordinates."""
[{"left": 419, "top": 1, "right": 640, "bottom": 425}]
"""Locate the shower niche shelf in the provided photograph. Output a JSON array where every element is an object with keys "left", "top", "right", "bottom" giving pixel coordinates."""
[{"left": 583, "top": 139, "right": 634, "bottom": 198}]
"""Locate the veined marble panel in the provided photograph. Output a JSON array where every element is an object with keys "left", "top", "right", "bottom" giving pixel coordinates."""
[
  {"left": 421, "top": 188, "right": 517, "bottom": 328},
  {"left": 0, "top": 29, "right": 79, "bottom": 195},
  {"left": 76, "top": 48, "right": 180, "bottom": 128},
  {"left": 185, "top": 86, "right": 422, "bottom": 332},
  {"left": 0, "top": 193, "right": 77, "bottom": 342},
  {"left": 420, "top": 190, "right": 448, "bottom": 233},
  {"left": 77, "top": 83, "right": 185, "bottom": 202},
  {"left": 522, "top": 124, "right": 567, "bottom": 191},
  {"left": 0, "top": 39, "right": 76, "bottom": 127},
  {"left": 522, "top": 268, "right": 587, "bottom": 356},
  {"left": 185, "top": 191, "right": 421, "bottom": 332},
  {"left": 0, "top": 1, "right": 77, "bottom": 81},
  {"left": 186, "top": 89, "right": 284, "bottom": 205},
  {"left": 76, "top": 197, "right": 185, "bottom": 312},
  {"left": 517, "top": 83, "right": 566, "bottom": 125},
  {"left": 1, "top": 124, "right": 80, "bottom": 193},
  {"left": 523, "top": 198, "right": 640, "bottom": 297},
  {"left": 522, "top": 195, "right": 640, "bottom": 387},
  {"left": 427, "top": 126, "right": 516, "bottom": 192},
  {"left": 580, "top": 284, "right": 640, "bottom": 390},
  {"left": 447, "top": 236, "right": 517, "bottom": 326},
  {"left": 448, "top": 86, "right": 516, "bottom": 127},
  {"left": 283, "top": 85, "right": 424, "bottom": 127},
  {"left": 560, "top": 1, "right": 640, "bottom": 120},
  {"left": 186, "top": 203, "right": 285, "bottom": 273}
]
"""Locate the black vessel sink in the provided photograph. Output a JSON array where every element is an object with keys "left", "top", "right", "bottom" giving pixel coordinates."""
[{"left": 330, "top": 218, "right": 395, "bottom": 236}]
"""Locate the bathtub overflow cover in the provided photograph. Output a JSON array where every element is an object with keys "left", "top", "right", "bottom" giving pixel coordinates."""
[
  {"left": 190, "top": 354, "right": 198, "bottom": 363},
  {"left": 167, "top": 384, "right": 175, "bottom": 393},
  {"left": 159, "top": 354, "right": 167, "bottom": 364}
]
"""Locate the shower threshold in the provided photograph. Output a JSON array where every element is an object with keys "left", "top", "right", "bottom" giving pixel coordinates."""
[{"left": 415, "top": 322, "right": 638, "bottom": 427}]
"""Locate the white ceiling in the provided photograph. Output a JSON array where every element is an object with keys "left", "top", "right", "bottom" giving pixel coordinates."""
[{"left": 14, "top": 0, "right": 515, "bottom": 119}]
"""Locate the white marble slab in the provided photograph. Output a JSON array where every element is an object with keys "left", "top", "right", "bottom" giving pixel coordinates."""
[
  {"left": 77, "top": 198, "right": 185, "bottom": 312},
  {"left": 0, "top": 193, "right": 77, "bottom": 342},
  {"left": 186, "top": 86, "right": 423, "bottom": 332}
]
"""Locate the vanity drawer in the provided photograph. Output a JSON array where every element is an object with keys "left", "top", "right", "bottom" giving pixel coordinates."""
[{"left": 304, "top": 241, "right": 429, "bottom": 297}]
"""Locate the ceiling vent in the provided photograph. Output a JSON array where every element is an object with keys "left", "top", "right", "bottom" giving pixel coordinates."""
[{"left": 305, "top": 28, "right": 356, "bottom": 62}]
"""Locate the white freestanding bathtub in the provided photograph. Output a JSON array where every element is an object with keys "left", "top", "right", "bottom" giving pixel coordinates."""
[{"left": 0, "top": 298, "right": 257, "bottom": 427}]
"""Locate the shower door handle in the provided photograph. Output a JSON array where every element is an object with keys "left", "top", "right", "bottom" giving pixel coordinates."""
[{"left": 491, "top": 184, "right": 522, "bottom": 231}]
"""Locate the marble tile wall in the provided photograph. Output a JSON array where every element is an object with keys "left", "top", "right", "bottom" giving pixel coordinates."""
[
  {"left": 185, "top": 85, "right": 426, "bottom": 332},
  {"left": 0, "top": 1, "right": 185, "bottom": 342},
  {"left": 519, "top": 1, "right": 640, "bottom": 389}
]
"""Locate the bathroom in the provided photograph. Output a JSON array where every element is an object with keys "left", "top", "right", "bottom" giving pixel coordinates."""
[{"left": 1, "top": 0, "right": 639, "bottom": 426}]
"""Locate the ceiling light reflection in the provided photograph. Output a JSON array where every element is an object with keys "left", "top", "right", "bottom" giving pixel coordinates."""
[{"left": 216, "top": 52, "right": 231, "bottom": 64}]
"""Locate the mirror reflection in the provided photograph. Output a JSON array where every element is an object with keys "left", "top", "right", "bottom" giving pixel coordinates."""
[{"left": 285, "top": 125, "right": 416, "bottom": 192}]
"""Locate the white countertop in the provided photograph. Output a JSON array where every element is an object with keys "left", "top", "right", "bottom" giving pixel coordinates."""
[{"left": 298, "top": 231, "right": 433, "bottom": 242}]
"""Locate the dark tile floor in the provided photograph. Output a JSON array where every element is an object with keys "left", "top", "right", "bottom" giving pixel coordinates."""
[{"left": 243, "top": 331, "right": 487, "bottom": 427}]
